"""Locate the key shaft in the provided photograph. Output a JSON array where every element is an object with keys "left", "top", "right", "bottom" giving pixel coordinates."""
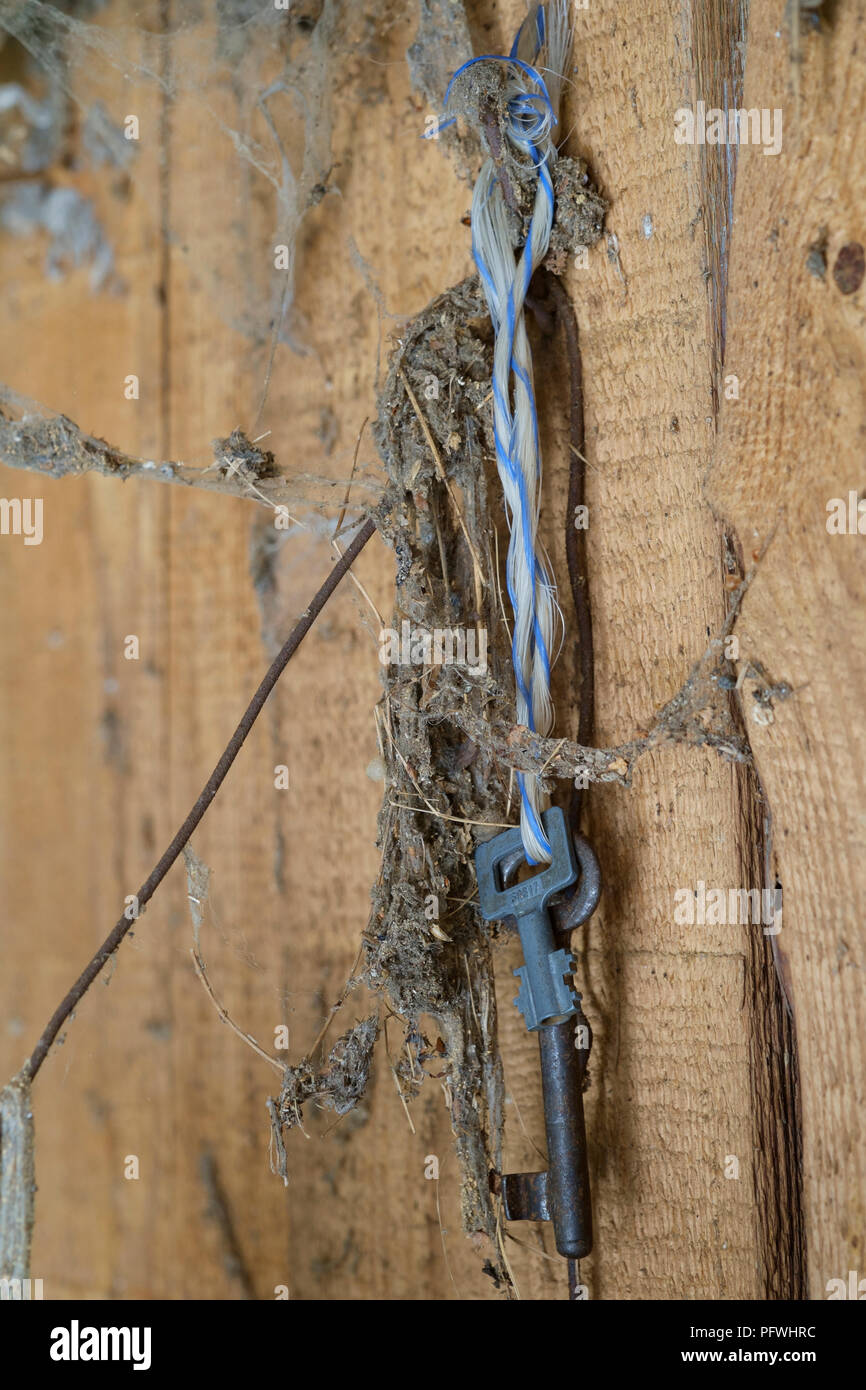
[{"left": 539, "top": 1016, "right": 593, "bottom": 1259}]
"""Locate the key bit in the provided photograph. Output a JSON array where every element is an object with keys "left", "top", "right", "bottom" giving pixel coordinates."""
[
  {"left": 490, "top": 1009, "right": 595, "bottom": 1260},
  {"left": 475, "top": 806, "right": 579, "bottom": 1031}
]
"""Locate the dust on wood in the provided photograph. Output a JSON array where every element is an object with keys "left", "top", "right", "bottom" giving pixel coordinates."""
[{"left": 0, "top": 1070, "right": 35, "bottom": 1282}]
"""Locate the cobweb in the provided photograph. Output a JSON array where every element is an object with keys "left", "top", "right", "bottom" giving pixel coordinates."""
[{"left": 0, "top": 0, "right": 338, "bottom": 416}]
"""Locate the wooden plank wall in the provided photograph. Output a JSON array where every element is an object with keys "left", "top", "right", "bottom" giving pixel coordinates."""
[
  {"left": 707, "top": 0, "right": 866, "bottom": 1301},
  {"left": 0, "top": 0, "right": 861, "bottom": 1300}
]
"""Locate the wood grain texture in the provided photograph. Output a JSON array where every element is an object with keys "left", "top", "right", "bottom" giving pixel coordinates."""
[
  {"left": 0, "top": 0, "right": 492, "bottom": 1302},
  {"left": 3, "top": 0, "right": 857, "bottom": 1302},
  {"left": 706, "top": 0, "right": 866, "bottom": 1301},
  {"left": 481, "top": 0, "right": 769, "bottom": 1299}
]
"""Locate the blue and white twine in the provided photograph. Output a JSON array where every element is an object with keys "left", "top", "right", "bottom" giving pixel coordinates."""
[{"left": 445, "top": 3, "right": 572, "bottom": 864}]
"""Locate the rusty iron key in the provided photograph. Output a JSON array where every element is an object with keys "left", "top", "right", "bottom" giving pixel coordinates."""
[{"left": 476, "top": 805, "right": 601, "bottom": 1260}]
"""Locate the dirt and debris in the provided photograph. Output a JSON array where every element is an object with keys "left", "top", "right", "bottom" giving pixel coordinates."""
[
  {"left": 406, "top": 0, "right": 478, "bottom": 177},
  {"left": 737, "top": 657, "right": 795, "bottom": 727},
  {"left": 363, "top": 276, "right": 509, "bottom": 1265},
  {"left": 277, "top": 1015, "right": 380, "bottom": 1130},
  {"left": 212, "top": 428, "right": 279, "bottom": 483},
  {"left": 444, "top": 63, "right": 607, "bottom": 259},
  {"left": 407, "top": 0, "right": 472, "bottom": 114},
  {"left": 447, "top": 62, "right": 532, "bottom": 228},
  {"left": 649, "top": 636, "right": 751, "bottom": 763},
  {"left": 546, "top": 157, "right": 608, "bottom": 272},
  {"left": 0, "top": 391, "right": 375, "bottom": 513}
]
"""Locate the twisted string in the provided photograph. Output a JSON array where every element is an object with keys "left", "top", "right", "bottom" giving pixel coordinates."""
[{"left": 446, "top": 3, "right": 572, "bottom": 863}]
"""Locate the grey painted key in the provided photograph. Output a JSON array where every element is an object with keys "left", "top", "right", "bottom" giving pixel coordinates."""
[{"left": 475, "top": 805, "right": 578, "bottom": 1031}]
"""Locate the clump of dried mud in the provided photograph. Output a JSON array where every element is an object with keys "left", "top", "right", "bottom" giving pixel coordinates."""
[{"left": 547, "top": 157, "right": 607, "bottom": 272}]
